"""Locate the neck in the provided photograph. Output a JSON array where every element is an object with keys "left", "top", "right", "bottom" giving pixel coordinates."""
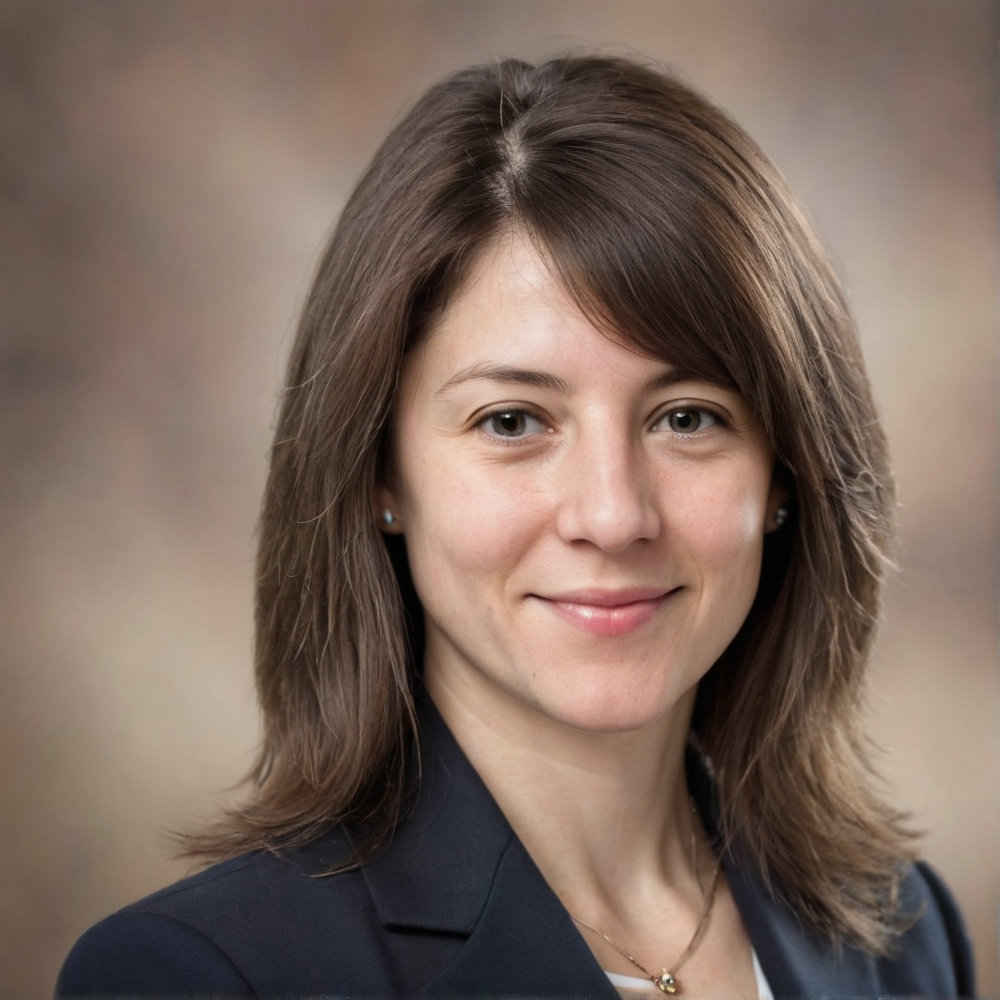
[{"left": 424, "top": 665, "right": 702, "bottom": 920}]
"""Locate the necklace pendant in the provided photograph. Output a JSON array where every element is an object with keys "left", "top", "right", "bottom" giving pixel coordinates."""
[{"left": 656, "top": 971, "right": 677, "bottom": 994}]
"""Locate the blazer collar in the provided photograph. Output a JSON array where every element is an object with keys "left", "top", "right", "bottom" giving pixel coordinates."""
[
  {"left": 354, "top": 698, "right": 881, "bottom": 999},
  {"left": 725, "top": 847, "right": 881, "bottom": 997},
  {"left": 355, "top": 698, "right": 618, "bottom": 997},
  {"left": 355, "top": 696, "right": 516, "bottom": 935}
]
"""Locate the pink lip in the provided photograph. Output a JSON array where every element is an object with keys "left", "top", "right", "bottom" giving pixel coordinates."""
[{"left": 533, "top": 587, "right": 677, "bottom": 637}]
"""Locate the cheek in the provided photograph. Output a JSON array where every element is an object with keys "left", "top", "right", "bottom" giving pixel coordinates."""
[
  {"left": 680, "top": 470, "right": 768, "bottom": 578},
  {"left": 397, "top": 455, "right": 543, "bottom": 598}
]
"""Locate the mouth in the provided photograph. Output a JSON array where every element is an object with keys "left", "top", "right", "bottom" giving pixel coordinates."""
[{"left": 531, "top": 587, "right": 680, "bottom": 637}]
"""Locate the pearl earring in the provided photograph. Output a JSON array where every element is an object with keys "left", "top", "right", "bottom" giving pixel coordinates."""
[
  {"left": 774, "top": 506, "right": 789, "bottom": 528},
  {"left": 382, "top": 510, "right": 396, "bottom": 526}
]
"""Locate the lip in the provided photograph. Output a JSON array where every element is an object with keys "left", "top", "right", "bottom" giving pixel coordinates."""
[{"left": 532, "top": 587, "right": 678, "bottom": 637}]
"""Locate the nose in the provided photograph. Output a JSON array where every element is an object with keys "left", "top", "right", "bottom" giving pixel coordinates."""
[{"left": 554, "top": 429, "right": 661, "bottom": 553}]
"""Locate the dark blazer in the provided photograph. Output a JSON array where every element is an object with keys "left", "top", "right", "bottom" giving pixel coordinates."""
[{"left": 58, "top": 704, "right": 975, "bottom": 998}]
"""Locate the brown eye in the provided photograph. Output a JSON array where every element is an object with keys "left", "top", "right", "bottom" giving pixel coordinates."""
[
  {"left": 492, "top": 411, "right": 526, "bottom": 436},
  {"left": 659, "top": 408, "right": 718, "bottom": 434},
  {"left": 480, "top": 408, "right": 546, "bottom": 440}
]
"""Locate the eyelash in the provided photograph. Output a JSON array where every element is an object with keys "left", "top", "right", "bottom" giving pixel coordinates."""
[
  {"left": 475, "top": 404, "right": 729, "bottom": 444},
  {"left": 650, "top": 405, "right": 727, "bottom": 436},
  {"left": 476, "top": 406, "right": 550, "bottom": 446}
]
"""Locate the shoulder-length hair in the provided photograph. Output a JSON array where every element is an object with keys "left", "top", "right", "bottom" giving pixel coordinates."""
[{"left": 184, "top": 54, "right": 913, "bottom": 953}]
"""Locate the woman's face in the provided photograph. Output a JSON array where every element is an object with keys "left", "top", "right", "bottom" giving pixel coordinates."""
[{"left": 377, "top": 232, "right": 785, "bottom": 734}]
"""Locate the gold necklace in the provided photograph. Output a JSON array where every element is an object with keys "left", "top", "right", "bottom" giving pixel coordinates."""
[{"left": 571, "top": 805, "right": 720, "bottom": 996}]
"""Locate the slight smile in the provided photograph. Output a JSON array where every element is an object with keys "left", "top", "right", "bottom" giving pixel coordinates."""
[{"left": 533, "top": 588, "right": 679, "bottom": 637}]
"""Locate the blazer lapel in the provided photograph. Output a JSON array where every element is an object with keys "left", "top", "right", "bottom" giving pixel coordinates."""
[
  {"left": 356, "top": 705, "right": 512, "bottom": 937},
  {"left": 358, "top": 699, "right": 617, "bottom": 998},
  {"left": 723, "top": 845, "right": 881, "bottom": 998},
  {"left": 422, "top": 835, "right": 618, "bottom": 999},
  {"left": 685, "top": 748, "right": 883, "bottom": 999}
]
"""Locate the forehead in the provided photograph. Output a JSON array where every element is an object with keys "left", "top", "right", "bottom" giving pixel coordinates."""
[
  {"left": 416, "top": 230, "right": 669, "bottom": 387},
  {"left": 427, "top": 230, "right": 571, "bottom": 341}
]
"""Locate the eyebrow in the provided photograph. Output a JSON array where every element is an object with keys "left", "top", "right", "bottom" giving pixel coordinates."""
[
  {"left": 435, "top": 363, "right": 570, "bottom": 396},
  {"left": 434, "top": 361, "right": 715, "bottom": 397}
]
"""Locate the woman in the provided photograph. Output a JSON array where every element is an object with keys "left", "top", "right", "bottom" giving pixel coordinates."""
[{"left": 58, "top": 55, "right": 974, "bottom": 998}]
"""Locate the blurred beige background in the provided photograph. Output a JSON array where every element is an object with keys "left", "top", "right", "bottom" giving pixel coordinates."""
[{"left": 0, "top": 1, "right": 996, "bottom": 996}]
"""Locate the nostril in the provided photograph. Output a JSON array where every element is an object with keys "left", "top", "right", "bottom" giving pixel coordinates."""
[{"left": 555, "top": 487, "right": 661, "bottom": 552}]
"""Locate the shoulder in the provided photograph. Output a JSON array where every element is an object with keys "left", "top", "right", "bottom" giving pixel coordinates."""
[
  {"left": 57, "top": 831, "right": 385, "bottom": 997},
  {"left": 57, "top": 854, "right": 262, "bottom": 996},
  {"left": 56, "top": 908, "right": 254, "bottom": 996},
  {"left": 727, "top": 840, "right": 976, "bottom": 998},
  {"left": 876, "top": 860, "right": 976, "bottom": 997}
]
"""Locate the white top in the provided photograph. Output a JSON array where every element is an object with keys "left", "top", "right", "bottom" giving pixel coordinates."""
[{"left": 604, "top": 945, "right": 774, "bottom": 999}]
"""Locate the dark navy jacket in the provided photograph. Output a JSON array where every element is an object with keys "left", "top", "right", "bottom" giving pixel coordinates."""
[{"left": 58, "top": 705, "right": 975, "bottom": 998}]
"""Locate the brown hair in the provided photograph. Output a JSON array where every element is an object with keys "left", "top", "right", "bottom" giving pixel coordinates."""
[{"left": 183, "top": 54, "right": 914, "bottom": 953}]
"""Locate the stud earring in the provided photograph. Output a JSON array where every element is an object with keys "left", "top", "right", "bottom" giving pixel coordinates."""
[
  {"left": 774, "top": 506, "right": 789, "bottom": 528},
  {"left": 381, "top": 510, "right": 397, "bottom": 526}
]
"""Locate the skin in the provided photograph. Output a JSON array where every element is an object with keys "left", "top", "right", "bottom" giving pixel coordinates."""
[{"left": 375, "top": 229, "right": 787, "bottom": 997}]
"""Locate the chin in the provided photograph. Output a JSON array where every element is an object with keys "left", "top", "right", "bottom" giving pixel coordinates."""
[{"left": 524, "top": 675, "right": 687, "bottom": 735}]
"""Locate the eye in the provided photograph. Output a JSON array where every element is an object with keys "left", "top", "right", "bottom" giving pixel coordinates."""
[
  {"left": 479, "top": 408, "right": 547, "bottom": 440},
  {"left": 654, "top": 407, "right": 719, "bottom": 435}
]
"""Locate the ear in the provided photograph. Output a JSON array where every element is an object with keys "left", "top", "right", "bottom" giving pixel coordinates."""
[
  {"left": 372, "top": 482, "right": 404, "bottom": 534},
  {"left": 763, "top": 464, "right": 793, "bottom": 535}
]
